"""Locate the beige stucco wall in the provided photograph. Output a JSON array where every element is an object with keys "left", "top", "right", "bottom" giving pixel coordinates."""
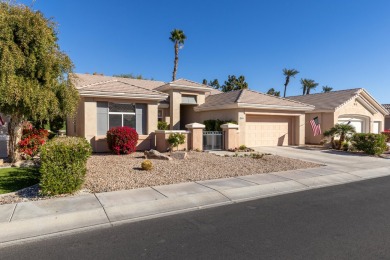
[
  {"left": 71, "top": 96, "right": 159, "bottom": 152},
  {"left": 305, "top": 112, "right": 335, "bottom": 144}
]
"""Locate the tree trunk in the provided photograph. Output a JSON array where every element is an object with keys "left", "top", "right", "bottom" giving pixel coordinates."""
[
  {"left": 7, "top": 115, "right": 22, "bottom": 163},
  {"left": 172, "top": 41, "right": 179, "bottom": 81},
  {"left": 338, "top": 133, "right": 345, "bottom": 150},
  {"left": 302, "top": 85, "right": 306, "bottom": 95},
  {"left": 283, "top": 79, "right": 288, "bottom": 98}
]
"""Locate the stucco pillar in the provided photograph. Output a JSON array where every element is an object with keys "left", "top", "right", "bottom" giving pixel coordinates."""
[
  {"left": 147, "top": 103, "right": 158, "bottom": 134},
  {"left": 185, "top": 123, "right": 205, "bottom": 151},
  {"left": 296, "top": 115, "right": 305, "bottom": 145},
  {"left": 221, "top": 123, "right": 239, "bottom": 150},
  {"left": 84, "top": 98, "right": 97, "bottom": 143},
  {"left": 170, "top": 91, "right": 182, "bottom": 130}
]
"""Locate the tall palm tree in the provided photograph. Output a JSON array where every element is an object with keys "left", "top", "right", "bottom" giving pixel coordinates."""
[
  {"left": 300, "top": 78, "right": 318, "bottom": 95},
  {"left": 169, "top": 29, "right": 186, "bottom": 81},
  {"left": 282, "top": 68, "right": 299, "bottom": 97}
]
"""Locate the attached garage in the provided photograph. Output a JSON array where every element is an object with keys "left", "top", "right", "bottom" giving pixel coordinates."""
[
  {"left": 337, "top": 118, "right": 364, "bottom": 133},
  {"left": 246, "top": 115, "right": 292, "bottom": 146}
]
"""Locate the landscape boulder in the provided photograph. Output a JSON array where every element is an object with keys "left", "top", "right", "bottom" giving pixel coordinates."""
[{"left": 144, "top": 149, "right": 172, "bottom": 161}]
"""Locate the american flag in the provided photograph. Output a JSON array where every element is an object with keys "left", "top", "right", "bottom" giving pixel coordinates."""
[{"left": 310, "top": 116, "right": 322, "bottom": 136}]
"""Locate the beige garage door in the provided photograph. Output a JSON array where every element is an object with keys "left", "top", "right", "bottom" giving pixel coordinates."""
[{"left": 246, "top": 115, "right": 292, "bottom": 147}]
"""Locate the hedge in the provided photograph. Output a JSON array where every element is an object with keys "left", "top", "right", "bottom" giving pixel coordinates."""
[
  {"left": 40, "top": 137, "right": 92, "bottom": 195},
  {"left": 351, "top": 133, "right": 387, "bottom": 155}
]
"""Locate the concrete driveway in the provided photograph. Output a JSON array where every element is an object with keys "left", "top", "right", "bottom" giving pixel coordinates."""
[{"left": 253, "top": 146, "right": 390, "bottom": 175}]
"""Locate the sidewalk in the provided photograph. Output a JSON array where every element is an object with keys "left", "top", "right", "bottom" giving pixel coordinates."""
[{"left": 1, "top": 147, "right": 390, "bottom": 246}]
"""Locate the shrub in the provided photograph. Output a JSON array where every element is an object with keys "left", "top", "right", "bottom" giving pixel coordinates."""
[
  {"left": 107, "top": 126, "right": 139, "bottom": 155},
  {"left": 141, "top": 160, "right": 153, "bottom": 171},
  {"left": 167, "top": 133, "right": 186, "bottom": 151},
  {"left": 18, "top": 121, "right": 49, "bottom": 159},
  {"left": 157, "top": 121, "right": 169, "bottom": 130},
  {"left": 251, "top": 153, "right": 264, "bottom": 159},
  {"left": 382, "top": 131, "right": 390, "bottom": 142},
  {"left": 239, "top": 145, "right": 247, "bottom": 151},
  {"left": 40, "top": 137, "right": 92, "bottom": 195},
  {"left": 203, "top": 119, "right": 237, "bottom": 131},
  {"left": 351, "top": 133, "right": 387, "bottom": 155}
]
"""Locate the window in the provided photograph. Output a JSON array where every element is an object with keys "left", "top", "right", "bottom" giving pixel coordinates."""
[
  {"left": 158, "top": 109, "right": 163, "bottom": 122},
  {"left": 108, "top": 103, "right": 136, "bottom": 129},
  {"left": 97, "top": 102, "right": 146, "bottom": 135},
  {"left": 181, "top": 95, "right": 197, "bottom": 104}
]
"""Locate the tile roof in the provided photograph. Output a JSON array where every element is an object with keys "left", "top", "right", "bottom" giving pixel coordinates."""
[
  {"left": 198, "top": 89, "right": 313, "bottom": 110},
  {"left": 287, "top": 88, "right": 362, "bottom": 111},
  {"left": 79, "top": 81, "right": 167, "bottom": 97},
  {"left": 72, "top": 74, "right": 221, "bottom": 96},
  {"left": 72, "top": 73, "right": 166, "bottom": 90},
  {"left": 382, "top": 104, "right": 390, "bottom": 113},
  {"left": 72, "top": 73, "right": 168, "bottom": 98}
]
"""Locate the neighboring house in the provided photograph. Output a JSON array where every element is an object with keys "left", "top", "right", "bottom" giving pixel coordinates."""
[
  {"left": 288, "top": 89, "right": 389, "bottom": 144},
  {"left": 69, "top": 73, "right": 314, "bottom": 152},
  {"left": 0, "top": 113, "right": 8, "bottom": 158},
  {"left": 383, "top": 104, "right": 390, "bottom": 130}
]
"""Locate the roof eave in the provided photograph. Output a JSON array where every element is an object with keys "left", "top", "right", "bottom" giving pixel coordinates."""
[
  {"left": 79, "top": 91, "right": 168, "bottom": 101},
  {"left": 155, "top": 84, "right": 214, "bottom": 93},
  {"left": 238, "top": 103, "right": 315, "bottom": 111},
  {"left": 194, "top": 103, "right": 314, "bottom": 112}
]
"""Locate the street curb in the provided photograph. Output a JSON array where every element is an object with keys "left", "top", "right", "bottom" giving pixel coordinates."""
[{"left": 1, "top": 168, "right": 390, "bottom": 247}]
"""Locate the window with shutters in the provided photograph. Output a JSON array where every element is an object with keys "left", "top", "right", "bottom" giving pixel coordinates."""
[{"left": 97, "top": 102, "right": 146, "bottom": 135}]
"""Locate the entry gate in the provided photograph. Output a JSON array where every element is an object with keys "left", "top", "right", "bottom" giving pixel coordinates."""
[{"left": 203, "top": 131, "right": 223, "bottom": 150}]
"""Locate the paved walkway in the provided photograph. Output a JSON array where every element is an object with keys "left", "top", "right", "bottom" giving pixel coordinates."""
[{"left": 1, "top": 147, "right": 389, "bottom": 246}]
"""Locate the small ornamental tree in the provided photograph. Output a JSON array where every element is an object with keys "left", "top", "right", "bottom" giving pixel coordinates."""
[
  {"left": 18, "top": 121, "right": 49, "bottom": 159},
  {"left": 167, "top": 133, "right": 186, "bottom": 151},
  {"left": 0, "top": 2, "right": 79, "bottom": 162},
  {"left": 106, "top": 126, "right": 139, "bottom": 155}
]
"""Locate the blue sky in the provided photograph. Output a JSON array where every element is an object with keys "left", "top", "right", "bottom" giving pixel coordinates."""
[{"left": 21, "top": 0, "right": 390, "bottom": 103}]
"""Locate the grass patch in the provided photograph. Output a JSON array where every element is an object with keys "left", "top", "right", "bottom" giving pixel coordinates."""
[{"left": 0, "top": 167, "right": 40, "bottom": 194}]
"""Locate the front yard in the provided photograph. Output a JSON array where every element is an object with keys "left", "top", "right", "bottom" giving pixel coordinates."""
[
  {"left": 0, "top": 167, "right": 39, "bottom": 194},
  {"left": 84, "top": 151, "right": 320, "bottom": 193}
]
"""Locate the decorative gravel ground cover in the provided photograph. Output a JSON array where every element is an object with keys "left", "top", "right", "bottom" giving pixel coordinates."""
[
  {"left": 84, "top": 151, "right": 321, "bottom": 193},
  {"left": 0, "top": 151, "right": 321, "bottom": 205}
]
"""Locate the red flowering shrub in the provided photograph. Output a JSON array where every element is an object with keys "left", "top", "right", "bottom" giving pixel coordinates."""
[
  {"left": 18, "top": 122, "right": 49, "bottom": 159},
  {"left": 106, "top": 126, "right": 139, "bottom": 155}
]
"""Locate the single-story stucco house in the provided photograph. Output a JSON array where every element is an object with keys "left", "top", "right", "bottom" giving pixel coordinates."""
[
  {"left": 383, "top": 104, "right": 390, "bottom": 130},
  {"left": 68, "top": 73, "right": 315, "bottom": 152},
  {"left": 288, "top": 89, "right": 389, "bottom": 144}
]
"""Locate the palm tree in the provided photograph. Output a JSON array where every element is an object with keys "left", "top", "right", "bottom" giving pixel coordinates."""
[
  {"left": 282, "top": 68, "right": 299, "bottom": 97},
  {"left": 267, "top": 88, "right": 280, "bottom": 96},
  {"left": 169, "top": 29, "right": 186, "bottom": 81},
  {"left": 324, "top": 123, "right": 356, "bottom": 150},
  {"left": 322, "top": 85, "right": 333, "bottom": 93},
  {"left": 300, "top": 78, "right": 318, "bottom": 95}
]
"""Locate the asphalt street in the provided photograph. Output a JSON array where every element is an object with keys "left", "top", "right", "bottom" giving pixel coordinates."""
[{"left": 3, "top": 175, "right": 390, "bottom": 259}]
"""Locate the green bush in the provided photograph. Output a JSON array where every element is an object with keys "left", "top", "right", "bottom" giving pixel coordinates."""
[
  {"left": 40, "top": 137, "right": 92, "bottom": 195},
  {"left": 158, "top": 121, "right": 169, "bottom": 130},
  {"left": 239, "top": 145, "right": 247, "bottom": 150},
  {"left": 351, "top": 133, "right": 387, "bottom": 155},
  {"left": 382, "top": 131, "right": 390, "bottom": 142},
  {"left": 167, "top": 133, "right": 186, "bottom": 151},
  {"left": 203, "top": 119, "right": 237, "bottom": 131},
  {"left": 141, "top": 160, "right": 153, "bottom": 171}
]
